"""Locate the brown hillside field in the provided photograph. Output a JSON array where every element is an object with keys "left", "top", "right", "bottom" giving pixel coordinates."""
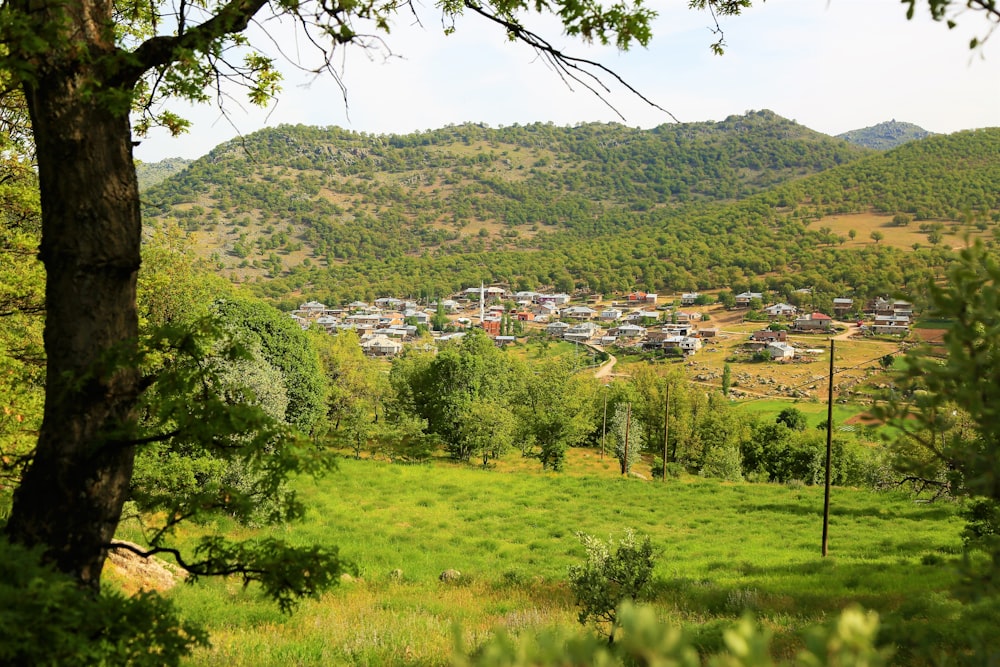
[
  {"left": 613, "top": 304, "right": 899, "bottom": 403},
  {"left": 813, "top": 212, "right": 984, "bottom": 250}
]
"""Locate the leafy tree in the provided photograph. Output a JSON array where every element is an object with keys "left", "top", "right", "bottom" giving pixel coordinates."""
[
  {"left": 310, "top": 328, "right": 381, "bottom": 432},
  {"left": 611, "top": 403, "right": 643, "bottom": 476},
  {"left": 457, "top": 398, "right": 517, "bottom": 467},
  {"left": 722, "top": 363, "right": 732, "bottom": 397},
  {"left": 870, "top": 230, "right": 885, "bottom": 244},
  {"left": 777, "top": 407, "right": 808, "bottom": 431},
  {"left": 567, "top": 530, "right": 656, "bottom": 642},
  {"left": 517, "top": 357, "right": 597, "bottom": 471},
  {"left": 391, "top": 329, "right": 520, "bottom": 462},
  {"left": 431, "top": 302, "right": 450, "bottom": 332},
  {"left": 0, "top": 127, "right": 43, "bottom": 492},
  {"left": 210, "top": 297, "right": 328, "bottom": 436},
  {"left": 879, "top": 242, "right": 1000, "bottom": 594}
]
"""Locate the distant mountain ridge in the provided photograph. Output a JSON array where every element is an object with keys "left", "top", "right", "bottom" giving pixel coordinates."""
[
  {"left": 136, "top": 157, "right": 193, "bottom": 190},
  {"left": 836, "top": 120, "right": 934, "bottom": 150}
]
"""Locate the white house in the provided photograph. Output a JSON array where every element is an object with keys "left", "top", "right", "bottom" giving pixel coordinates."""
[
  {"left": 565, "top": 322, "right": 603, "bottom": 342},
  {"left": 662, "top": 335, "right": 701, "bottom": 354},
  {"left": 872, "top": 315, "right": 911, "bottom": 335},
  {"left": 562, "top": 305, "right": 597, "bottom": 320},
  {"left": 625, "top": 309, "right": 659, "bottom": 323},
  {"left": 361, "top": 334, "right": 403, "bottom": 357},
  {"left": 764, "top": 303, "right": 798, "bottom": 319},
  {"left": 298, "top": 300, "right": 327, "bottom": 315},
  {"left": 767, "top": 341, "right": 796, "bottom": 360},
  {"left": 611, "top": 324, "right": 646, "bottom": 339},
  {"left": 735, "top": 292, "right": 764, "bottom": 308},
  {"left": 547, "top": 321, "right": 571, "bottom": 337}
]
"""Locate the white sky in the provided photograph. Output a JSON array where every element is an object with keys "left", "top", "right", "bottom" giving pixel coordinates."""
[{"left": 133, "top": 0, "right": 1000, "bottom": 162}]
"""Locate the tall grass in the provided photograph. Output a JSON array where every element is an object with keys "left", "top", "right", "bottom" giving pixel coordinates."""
[{"left": 141, "top": 453, "right": 965, "bottom": 665}]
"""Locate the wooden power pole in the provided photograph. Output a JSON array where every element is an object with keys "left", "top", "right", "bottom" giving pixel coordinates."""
[
  {"left": 822, "top": 339, "right": 835, "bottom": 557},
  {"left": 662, "top": 382, "right": 670, "bottom": 482}
]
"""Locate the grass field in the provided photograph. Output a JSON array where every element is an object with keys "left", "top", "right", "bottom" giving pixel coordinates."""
[{"left": 120, "top": 452, "right": 972, "bottom": 666}]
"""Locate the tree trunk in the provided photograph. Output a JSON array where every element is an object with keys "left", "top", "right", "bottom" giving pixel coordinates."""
[{"left": 3, "top": 67, "right": 141, "bottom": 589}]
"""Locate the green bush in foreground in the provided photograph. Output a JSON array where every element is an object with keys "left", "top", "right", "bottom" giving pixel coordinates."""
[
  {"left": 568, "top": 530, "right": 656, "bottom": 639},
  {"left": 0, "top": 537, "right": 207, "bottom": 666},
  {"left": 455, "top": 602, "right": 890, "bottom": 667}
]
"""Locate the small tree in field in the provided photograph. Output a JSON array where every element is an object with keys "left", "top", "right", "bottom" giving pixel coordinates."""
[
  {"left": 568, "top": 530, "right": 656, "bottom": 642},
  {"left": 611, "top": 403, "right": 643, "bottom": 475}
]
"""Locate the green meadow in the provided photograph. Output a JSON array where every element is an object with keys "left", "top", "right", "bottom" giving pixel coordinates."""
[{"left": 134, "top": 453, "right": 972, "bottom": 666}]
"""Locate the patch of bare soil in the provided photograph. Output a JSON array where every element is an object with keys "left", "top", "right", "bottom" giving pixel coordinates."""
[
  {"left": 912, "top": 328, "right": 947, "bottom": 344},
  {"left": 844, "top": 412, "right": 882, "bottom": 426}
]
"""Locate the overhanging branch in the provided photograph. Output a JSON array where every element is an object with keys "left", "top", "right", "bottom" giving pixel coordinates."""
[{"left": 462, "top": 0, "right": 677, "bottom": 123}]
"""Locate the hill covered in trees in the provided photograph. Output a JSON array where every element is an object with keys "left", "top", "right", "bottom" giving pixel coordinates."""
[
  {"left": 140, "top": 112, "right": 1000, "bottom": 307},
  {"left": 836, "top": 120, "right": 934, "bottom": 150}
]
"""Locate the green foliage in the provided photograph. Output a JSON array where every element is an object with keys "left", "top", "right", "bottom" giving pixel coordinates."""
[
  {"left": 390, "top": 330, "right": 521, "bottom": 463},
  {"left": 837, "top": 121, "right": 933, "bottom": 150},
  {"left": 701, "top": 440, "right": 744, "bottom": 482},
  {"left": 611, "top": 403, "right": 643, "bottom": 475},
  {"left": 515, "top": 356, "right": 597, "bottom": 471},
  {"left": 880, "top": 241, "right": 1000, "bottom": 503},
  {"left": 567, "top": 530, "right": 656, "bottom": 638},
  {"left": 211, "top": 297, "right": 328, "bottom": 435},
  {"left": 776, "top": 408, "right": 808, "bottom": 431},
  {"left": 0, "top": 137, "right": 43, "bottom": 492},
  {"left": 131, "top": 320, "right": 309, "bottom": 523},
  {"left": 456, "top": 602, "right": 889, "bottom": 667},
  {"left": 0, "top": 536, "right": 207, "bottom": 666}
]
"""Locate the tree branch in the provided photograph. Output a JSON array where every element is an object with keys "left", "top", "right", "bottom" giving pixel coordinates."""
[
  {"left": 462, "top": 0, "right": 677, "bottom": 123},
  {"left": 109, "top": 541, "right": 267, "bottom": 577},
  {"left": 114, "top": 0, "right": 272, "bottom": 86}
]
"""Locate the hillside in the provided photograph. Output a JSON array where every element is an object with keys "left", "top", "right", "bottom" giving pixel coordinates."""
[
  {"left": 135, "top": 157, "right": 192, "bottom": 190},
  {"left": 836, "top": 120, "right": 934, "bottom": 150},
  {"left": 140, "top": 115, "right": 1000, "bottom": 307},
  {"left": 141, "top": 111, "right": 865, "bottom": 285}
]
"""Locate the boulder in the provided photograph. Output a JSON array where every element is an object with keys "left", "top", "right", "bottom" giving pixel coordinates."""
[{"left": 439, "top": 569, "right": 462, "bottom": 583}]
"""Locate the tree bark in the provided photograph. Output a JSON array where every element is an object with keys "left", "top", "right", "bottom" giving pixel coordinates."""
[{"left": 3, "top": 61, "right": 141, "bottom": 589}]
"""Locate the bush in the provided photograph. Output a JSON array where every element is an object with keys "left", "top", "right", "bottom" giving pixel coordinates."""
[
  {"left": 455, "top": 602, "right": 889, "bottom": 667},
  {"left": 0, "top": 537, "right": 207, "bottom": 666},
  {"left": 567, "top": 530, "right": 656, "bottom": 639},
  {"left": 651, "top": 458, "right": 684, "bottom": 480}
]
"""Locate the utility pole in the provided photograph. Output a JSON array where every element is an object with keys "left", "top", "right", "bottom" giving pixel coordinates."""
[
  {"left": 601, "top": 387, "right": 608, "bottom": 459},
  {"left": 822, "top": 339, "right": 835, "bottom": 557},
  {"left": 623, "top": 402, "right": 632, "bottom": 476},
  {"left": 662, "top": 381, "right": 670, "bottom": 482}
]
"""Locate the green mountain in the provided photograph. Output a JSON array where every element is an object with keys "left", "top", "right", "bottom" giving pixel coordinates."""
[
  {"left": 135, "top": 157, "right": 193, "bottom": 190},
  {"left": 140, "top": 112, "right": 1000, "bottom": 307},
  {"left": 836, "top": 120, "right": 934, "bottom": 150}
]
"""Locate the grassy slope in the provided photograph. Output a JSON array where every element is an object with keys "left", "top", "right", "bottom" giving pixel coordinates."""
[{"left": 143, "top": 454, "right": 964, "bottom": 666}]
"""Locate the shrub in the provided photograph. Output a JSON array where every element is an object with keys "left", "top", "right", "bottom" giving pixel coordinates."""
[
  {"left": 455, "top": 602, "right": 889, "bottom": 666},
  {"left": 567, "top": 530, "right": 656, "bottom": 640},
  {"left": 0, "top": 537, "right": 207, "bottom": 666}
]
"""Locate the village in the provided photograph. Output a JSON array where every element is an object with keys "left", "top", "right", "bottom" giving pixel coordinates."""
[{"left": 287, "top": 287, "right": 917, "bottom": 370}]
